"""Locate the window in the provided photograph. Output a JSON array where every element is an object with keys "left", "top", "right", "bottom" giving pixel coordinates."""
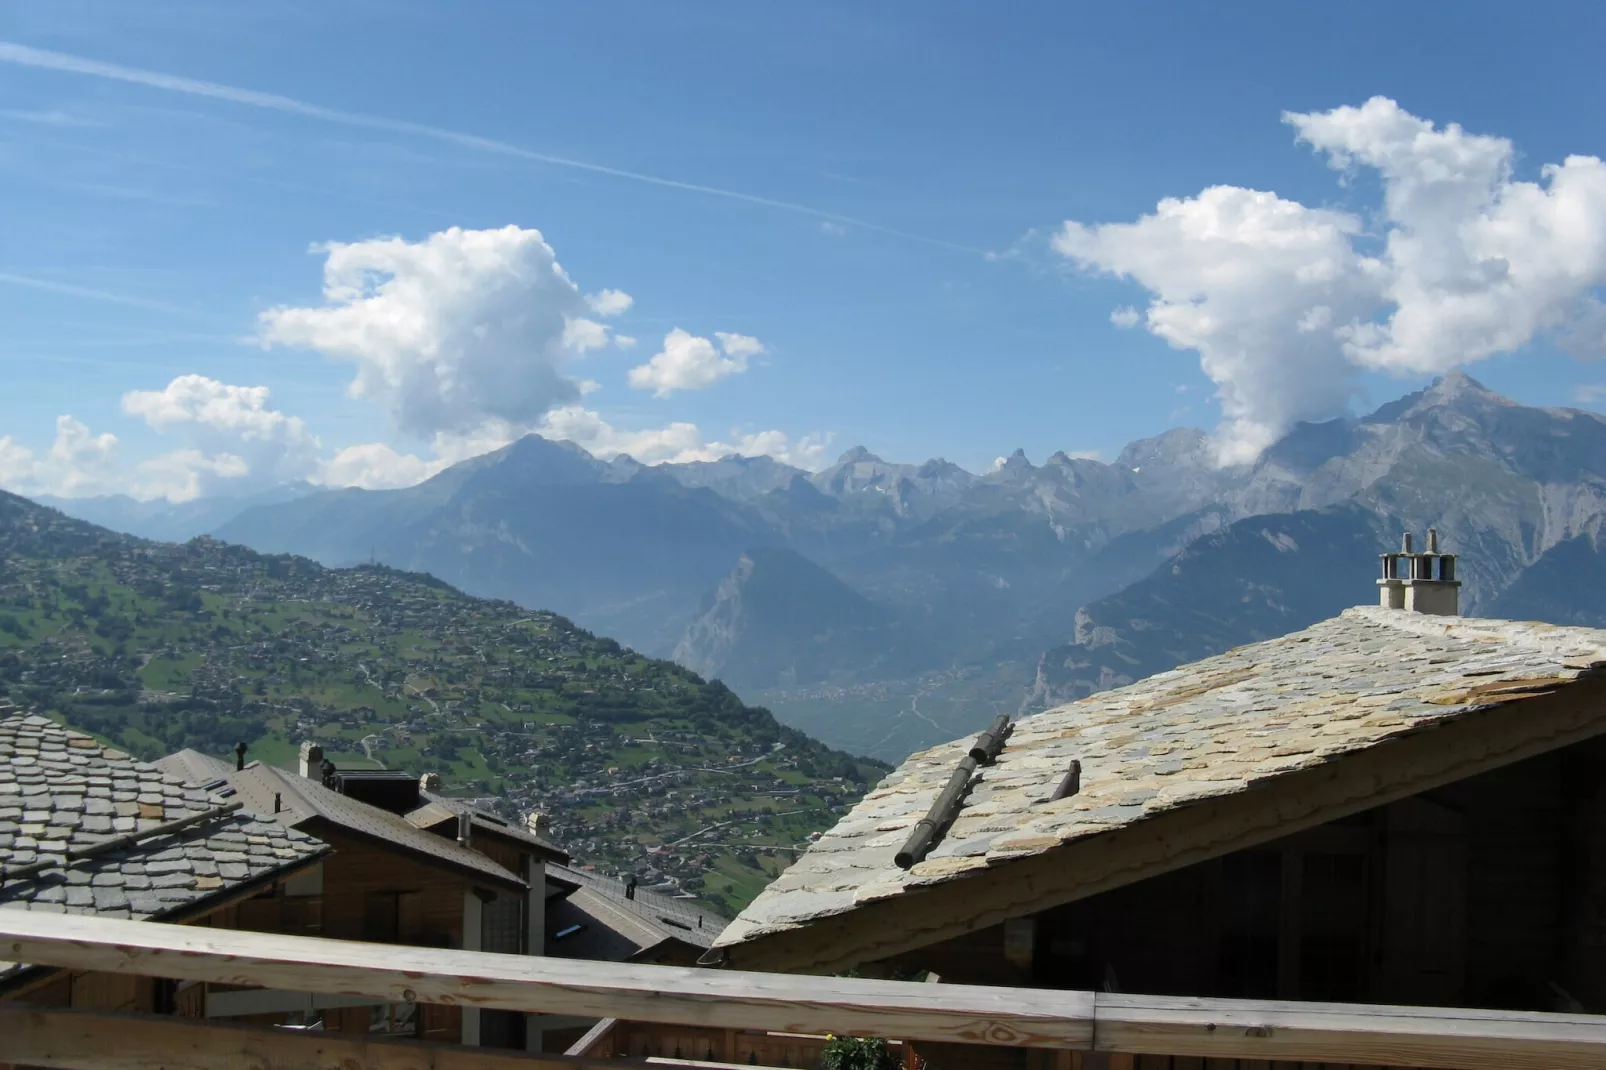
[
  {"left": 368, "top": 1002, "right": 418, "bottom": 1036},
  {"left": 481, "top": 891, "right": 522, "bottom": 954},
  {"left": 364, "top": 890, "right": 423, "bottom": 944}
]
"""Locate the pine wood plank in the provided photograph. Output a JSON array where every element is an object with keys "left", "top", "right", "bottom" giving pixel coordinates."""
[
  {"left": 1096, "top": 991, "right": 1606, "bottom": 1069},
  {"left": 0, "top": 1003, "right": 610, "bottom": 1070}
]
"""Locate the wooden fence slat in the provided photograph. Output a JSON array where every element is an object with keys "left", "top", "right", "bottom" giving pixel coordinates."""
[{"left": 0, "top": 910, "right": 1093, "bottom": 1050}]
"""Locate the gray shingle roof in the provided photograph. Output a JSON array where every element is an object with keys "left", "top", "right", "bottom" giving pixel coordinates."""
[
  {"left": 222, "top": 763, "right": 526, "bottom": 891},
  {"left": 715, "top": 608, "right": 1606, "bottom": 951},
  {"left": 151, "top": 748, "right": 235, "bottom": 788},
  {"left": 406, "top": 795, "right": 568, "bottom": 863},
  {"left": 0, "top": 716, "right": 328, "bottom": 924},
  {"left": 547, "top": 862, "right": 727, "bottom": 959}
]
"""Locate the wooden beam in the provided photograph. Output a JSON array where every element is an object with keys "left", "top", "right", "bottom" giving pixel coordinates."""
[
  {"left": 0, "top": 1002, "right": 617, "bottom": 1070},
  {"left": 568, "top": 1018, "right": 620, "bottom": 1058},
  {"left": 0, "top": 910, "right": 1094, "bottom": 1050},
  {"left": 9, "top": 991, "right": 1606, "bottom": 1070},
  {"left": 1094, "top": 992, "right": 1606, "bottom": 1070},
  {"left": 720, "top": 677, "right": 1606, "bottom": 974}
]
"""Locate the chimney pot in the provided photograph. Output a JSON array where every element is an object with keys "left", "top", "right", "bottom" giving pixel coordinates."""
[
  {"left": 297, "top": 741, "right": 324, "bottom": 779},
  {"left": 457, "top": 811, "right": 472, "bottom": 847},
  {"left": 1382, "top": 531, "right": 1460, "bottom": 616},
  {"left": 624, "top": 874, "right": 638, "bottom": 901},
  {"left": 419, "top": 771, "right": 443, "bottom": 793},
  {"left": 273, "top": 792, "right": 282, "bottom": 814},
  {"left": 234, "top": 742, "right": 248, "bottom": 771}
]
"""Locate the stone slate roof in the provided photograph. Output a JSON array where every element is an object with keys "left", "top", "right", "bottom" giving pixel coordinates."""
[
  {"left": 547, "top": 862, "right": 727, "bottom": 960},
  {"left": 715, "top": 607, "right": 1606, "bottom": 952},
  {"left": 406, "top": 794, "right": 568, "bottom": 863},
  {"left": 0, "top": 716, "right": 328, "bottom": 926},
  {"left": 221, "top": 762, "right": 526, "bottom": 891},
  {"left": 151, "top": 748, "right": 235, "bottom": 788}
]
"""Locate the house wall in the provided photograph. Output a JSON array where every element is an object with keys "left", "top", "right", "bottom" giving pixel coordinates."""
[
  {"left": 1565, "top": 737, "right": 1606, "bottom": 1008},
  {"left": 876, "top": 738, "right": 1606, "bottom": 1015},
  {"left": 301, "top": 824, "right": 471, "bottom": 947},
  {"left": 2, "top": 830, "right": 484, "bottom": 1044}
]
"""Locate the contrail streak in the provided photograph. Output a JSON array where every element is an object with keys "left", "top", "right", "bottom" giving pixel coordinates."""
[
  {"left": 0, "top": 41, "right": 981, "bottom": 254},
  {"left": 0, "top": 272, "right": 198, "bottom": 317}
]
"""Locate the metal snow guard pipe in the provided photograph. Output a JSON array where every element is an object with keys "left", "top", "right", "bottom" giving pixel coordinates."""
[
  {"left": 968, "top": 712, "right": 1014, "bottom": 764},
  {"left": 896, "top": 714, "right": 1011, "bottom": 870}
]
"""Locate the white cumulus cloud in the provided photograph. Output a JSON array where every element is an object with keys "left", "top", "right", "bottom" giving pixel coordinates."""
[
  {"left": 714, "top": 332, "right": 766, "bottom": 360},
  {"left": 1054, "top": 96, "right": 1606, "bottom": 463},
  {"left": 536, "top": 405, "right": 829, "bottom": 469},
  {"left": 585, "top": 288, "right": 634, "bottom": 316},
  {"left": 121, "top": 375, "right": 322, "bottom": 500},
  {"left": 0, "top": 416, "right": 121, "bottom": 498},
  {"left": 627, "top": 328, "right": 763, "bottom": 397},
  {"left": 259, "top": 225, "right": 615, "bottom": 439},
  {"left": 319, "top": 442, "right": 443, "bottom": 490}
]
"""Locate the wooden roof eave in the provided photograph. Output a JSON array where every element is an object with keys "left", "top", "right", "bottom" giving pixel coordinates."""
[
  {"left": 715, "top": 676, "right": 1606, "bottom": 975},
  {"left": 0, "top": 841, "right": 333, "bottom": 1000},
  {"left": 297, "top": 816, "right": 526, "bottom": 895}
]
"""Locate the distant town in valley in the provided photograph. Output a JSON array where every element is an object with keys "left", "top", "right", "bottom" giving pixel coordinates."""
[{"left": 0, "top": 492, "right": 885, "bottom": 914}]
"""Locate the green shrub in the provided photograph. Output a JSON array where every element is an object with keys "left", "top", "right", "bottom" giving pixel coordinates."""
[{"left": 820, "top": 1035, "right": 900, "bottom": 1070}]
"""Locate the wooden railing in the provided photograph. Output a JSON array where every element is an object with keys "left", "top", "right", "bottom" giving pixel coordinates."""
[
  {"left": 572, "top": 1018, "right": 912, "bottom": 1068},
  {"left": 3, "top": 912, "right": 1606, "bottom": 1070}
]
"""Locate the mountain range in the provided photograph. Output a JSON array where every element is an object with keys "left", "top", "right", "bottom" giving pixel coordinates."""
[{"left": 38, "top": 372, "right": 1606, "bottom": 761}]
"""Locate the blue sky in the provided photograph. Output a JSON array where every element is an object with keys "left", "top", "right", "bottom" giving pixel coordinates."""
[{"left": 4, "top": 1, "right": 1606, "bottom": 499}]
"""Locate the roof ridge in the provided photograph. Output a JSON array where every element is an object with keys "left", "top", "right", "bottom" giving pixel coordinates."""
[{"left": 1344, "top": 605, "right": 1606, "bottom": 661}]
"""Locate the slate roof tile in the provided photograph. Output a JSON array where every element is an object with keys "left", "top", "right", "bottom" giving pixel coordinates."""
[
  {"left": 715, "top": 608, "right": 1606, "bottom": 951},
  {"left": 0, "top": 715, "right": 328, "bottom": 931}
]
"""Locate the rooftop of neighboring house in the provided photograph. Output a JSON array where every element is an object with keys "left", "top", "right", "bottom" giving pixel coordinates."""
[
  {"left": 222, "top": 762, "right": 529, "bottom": 892},
  {"left": 547, "top": 861, "right": 727, "bottom": 961},
  {"left": 0, "top": 715, "right": 328, "bottom": 935},
  {"left": 153, "top": 746, "right": 532, "bottom": 893},
  {"left": 405, "top": 793, "right": 567, "bottom": 864},
  {"left": 153, "top": 747, "right": 235, "bottom": 788},
  {"left": 713, "top": 605, "right": 1606, "bottom": 971}
]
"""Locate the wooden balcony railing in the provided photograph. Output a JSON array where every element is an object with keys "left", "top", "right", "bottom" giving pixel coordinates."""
[{"left": 3, "top": 911, "right": 1606, "bottom": 1070}]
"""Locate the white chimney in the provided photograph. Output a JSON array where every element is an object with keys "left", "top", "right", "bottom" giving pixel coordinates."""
[
  {"left": 1378, "top": 528, "right": 1460, "bottom": 616},
  {"left": 298, "top": 741, "right": 325, "bottom": 779}
]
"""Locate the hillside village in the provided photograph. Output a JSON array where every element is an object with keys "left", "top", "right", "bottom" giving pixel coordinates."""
[{"left": 0, "top": 492, "right": 886, "bottom": 912}]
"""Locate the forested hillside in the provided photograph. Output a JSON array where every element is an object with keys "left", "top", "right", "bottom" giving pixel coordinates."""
[{"left": 0, "top": 490, "right": 887, "bottom": 911}]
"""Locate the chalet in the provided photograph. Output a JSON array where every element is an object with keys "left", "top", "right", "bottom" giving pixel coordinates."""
[
  {"left": 0, "top": 714, "right": 328, "bottom": 1017},
  {"left": 153, "top": 742, "right": 569, "bottom": 1050},
  {"left": 545, "top": 862, "right": 725, "bottom": 966},
  {"left": 614, "top": 534, "right": 1606, "bottom": 1067},
  {"left": 525, "top": 863, "right": 730, "bottom": 1051}
]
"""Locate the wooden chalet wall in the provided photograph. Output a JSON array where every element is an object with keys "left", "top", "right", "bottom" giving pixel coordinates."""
[
  {"left": 3, "top": 826, "right": 482, "bottom": 1043},
  {"left": 873, "top": 737, "right": 1606, "bottom": 1021},
  {"left": 295, "top": 825, "right": 468, "bottom": 947}
]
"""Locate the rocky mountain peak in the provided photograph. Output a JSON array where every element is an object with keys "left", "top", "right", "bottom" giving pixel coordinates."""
[
  {"left": 998, "top": 448, "right": 1034, "bottom": 473},
  {"left": 1115, "top": 427, "right": 1212, "bottom": 472},
  {"left": 835, "top": 446, "right": 883, "bottom": 465}
]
